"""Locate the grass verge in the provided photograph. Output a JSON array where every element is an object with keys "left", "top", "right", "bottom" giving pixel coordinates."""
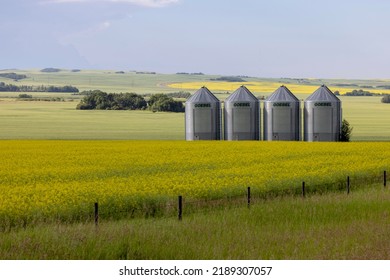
[{"left": 1, "top": 184, "right": 389, "bottom": 260}]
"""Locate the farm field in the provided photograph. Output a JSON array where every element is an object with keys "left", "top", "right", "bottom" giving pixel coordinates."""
[
  {"left": 0, "top": 140, "right": 389, "bottom": 231},
  {"left": 0, "top": 101, "right": 183, "bottom": 140},
  {"left": 0, "top": 69, "right": 212, "bottom": 94},
  {"left": 168, "top": 80, "right": 390, "bottom": 95},
  {"left": 3, "top": 69, "right": 390, "bottom": 95},
  {"left": 0, "top": 96, "right": 389, "bottom": 140}
]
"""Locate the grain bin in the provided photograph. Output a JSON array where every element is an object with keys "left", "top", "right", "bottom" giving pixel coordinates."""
[
  {"left": 304, "top": 85, "right": 341, "bottom": 142},
  {"left": 185, "top": 86, "right": 221, "bottom": 140},
  {"left": 263, "top": 85, "right": 300, "bottom": 141},
  {"left": 224, "top": 86, "right": 260, "bottom": 140}
]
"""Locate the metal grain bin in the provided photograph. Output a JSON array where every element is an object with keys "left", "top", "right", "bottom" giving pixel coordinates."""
[
  {"left": 304, "top": 85, "right": 341, "bottom": 142},
  {"left": 224, "top": 86, "right": 260, "bottom": 140},
  {"left": 185, "top": 86, "right": 221, "bottom": 140},
  {"left": 263, "top": 85, "right": 300, "bottom": 141}
]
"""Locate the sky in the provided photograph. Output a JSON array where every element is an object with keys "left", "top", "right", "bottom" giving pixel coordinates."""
[{"left": 2, "top": 0, "right": 390, "bottom": 78}]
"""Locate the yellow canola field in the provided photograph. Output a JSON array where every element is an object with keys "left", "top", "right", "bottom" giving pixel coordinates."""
[
  {"left": 168, "top": 81, "right": 390, "bottom": 95},
  {"left": 0, "top": 141, "right": 389, "bottom": 225}
]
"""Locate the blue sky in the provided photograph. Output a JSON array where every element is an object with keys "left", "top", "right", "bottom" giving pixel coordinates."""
[{"left": 2, "top": 0, "right": 390, "bottom": 78}]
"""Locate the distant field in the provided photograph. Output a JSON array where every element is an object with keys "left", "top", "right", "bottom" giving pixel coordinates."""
[
  {"left": 340, "top": 96, "right": 390, "bottom": 141},
  {"left": 0, "top": 97, "right": 389, "bottom": 140},
  {"left": 168, "top": 81, "right": 390, "bottom": 95},
  {"left": 0, "top": 101, "right": 183, "bottom": 140},
  {"left": 3, "top": 68, "right": 390, "bottom": 95},
  {"left": 0, "top": 69, "right": 212, "bottom": 94},
  {"left": 1, "top": 69, "right": 390, "bottom": 140}
]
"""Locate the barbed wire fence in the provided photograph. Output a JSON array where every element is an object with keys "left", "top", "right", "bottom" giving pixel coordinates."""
[
  {"left": 0, "top": 169, "right": 386, "bottom": 231},
  {"left": 91, "top": 169, "right": 388, "bottom": 226}
]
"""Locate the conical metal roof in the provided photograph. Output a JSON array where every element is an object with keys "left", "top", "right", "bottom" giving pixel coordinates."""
[
  {"left": 225, "top": 85, "right": 258, "bottom": 102},
  {"left": 306, "top": 85, "right": 340, "bottom": 102},
  {"left": 265, "top": 85, "right": 299, "bottom": 102},
  {"left": 186, "top": 86, "right": 219, "bottom": 103}
]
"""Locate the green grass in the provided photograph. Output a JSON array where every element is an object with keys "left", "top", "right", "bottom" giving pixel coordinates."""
[
  {"left": 1, "top": 96, "right": 389, "bottom": 140},
  {"left": 339, "top": 96, "right": 390, "bottom": 141},
  {"left": 1, "top": 185, "right": 389, "bottom": 259},
  {"left": 0, "top": 101, "right": 184, "bottom": 139}
]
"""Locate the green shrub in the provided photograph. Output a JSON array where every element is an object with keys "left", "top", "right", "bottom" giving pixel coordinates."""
[{"left": 340, "top": 119, "right": 353, "bottom": 142}]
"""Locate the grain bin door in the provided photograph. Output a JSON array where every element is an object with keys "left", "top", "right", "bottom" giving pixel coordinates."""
[
  {"left": 272, "top": 107, "right": 291, "bottom": 133},
  {"left": 314, "top": 107, "right": 332, "bottom": 133},
  {"left": 233, "top": 108, "right": 251, "bottom": 133},
  {"left": 194, "top": 108, "right": 212, "bottom": 139}
]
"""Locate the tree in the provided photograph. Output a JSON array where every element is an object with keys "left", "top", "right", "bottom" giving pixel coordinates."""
[
  {"left": 0, "top": 73, "right": 27, "bottom": 80},
  {"left": 111, "top": 93, "right": 147, "bottom": 110},
  {"left": 76, "top": 90, "right": 147, "bottom": 110},
  {"left": 76, "top": 90, "right": 105, "bottom": 109},
  {"left": 340, "top": 119, "right": 353, "bottom": 142},
  {"left": 381, "top": 95, "right": 390, "bottom": 103},
  {"left": 40, "top": 68, "right": 61, "bottom": 73},
  {"left": 47, "top": 85, "right": 79, "bottom": 93},
  {"left": 210, "top": 76, "right": 247, "bottom": 82},
  {"left": 148, "top": 94, "right": 184, "bottom": 112},
  {"left": 18, "top": 94, "right": 32, "bottom": 99}
]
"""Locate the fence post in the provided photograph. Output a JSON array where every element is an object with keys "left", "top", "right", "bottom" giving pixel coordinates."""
[
  {"left": 94, "top": 202, "right": 99, "bottom": 226},
  {"left": 384, "top": 171, "right": 387, "bottom": 188},
  {"left": 178, "top": 196, "right": 183, "bottom": 221},
  {"left": 347, "top": 176, "right": 350, "bottom": 194},
  {"left": 302, "top": 182, "right": 305, "bottom": 198},
  {"left": 247, "top": 187, "right": 251, "bottom": 208}
]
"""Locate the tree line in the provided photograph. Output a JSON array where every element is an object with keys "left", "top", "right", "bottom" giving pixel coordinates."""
[
  {"left": 341, "top": 89, "right": 390, "bottom": 104},
  {"left": 210, "top": 76, "right": 247, "bottom": 82},
  {"left": 76, "top": 90, "right": 185, "bottom": 112},
  {"left": 344, "top": 89, "right": 383, "bottom": 96},
  {"left": 17, "top": 94, "right": 65, "bottom": 102},
  {"left": 0, "top": 73, "right": 27, "bottom": 81},
  {"left": 0, "top": 82, "right": 79, "bottom": 93}
]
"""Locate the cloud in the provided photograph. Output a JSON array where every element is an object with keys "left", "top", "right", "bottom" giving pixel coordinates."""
[
  {"left": 100, "top": 20, "right": 111, "bottom": 29},
  {"left": 40, "top": 0, "right": 179, "bottom": 8}
]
